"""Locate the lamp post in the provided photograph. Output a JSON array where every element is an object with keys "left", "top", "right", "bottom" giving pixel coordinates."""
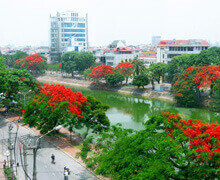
[
  {"left": 18, "top": 90, "right": 32, "bottom": 107},
  {"left": 18, "top": 90, "right": 32, "bottom": 122},
  {"left": 32, "top": 125, "right": 62, "bottom": 180}
]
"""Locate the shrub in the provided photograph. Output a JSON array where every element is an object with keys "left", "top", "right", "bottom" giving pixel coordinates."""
[
  {"left": 105, "top": 72, "right": 125, "bottom": 86},
  {"left": 132, "top": 74, "right": 149, "bottom": 88}
]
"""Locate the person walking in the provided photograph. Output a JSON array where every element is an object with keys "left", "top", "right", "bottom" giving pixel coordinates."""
[
  {"left": 64, "top": 170, "right": 68, "bottom": 180},
  {"left": 51, "top": 154, "right": 55, "bottom": 164}
]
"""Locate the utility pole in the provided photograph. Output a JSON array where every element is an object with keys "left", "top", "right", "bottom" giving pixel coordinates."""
[
  {"left": 23, "top": 144, "right": 28, "bottom": 180},
  {"left": 32, "top": 147, "right": 38, "bottom": 180},
  {"left": 8, "top": 123, "right": 15, "bottom": 180}
]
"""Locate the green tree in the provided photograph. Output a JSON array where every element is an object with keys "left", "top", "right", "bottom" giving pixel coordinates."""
[
  {"left": 131, "top": 59, "right": 147, "bottom": 76},
  {"left": 13, "top": 50, "right": 28, "bottom": 61},
  {"left": 47, "top": 63, "right": 60, "bottom": 72},
  {"left": 83, "top": 68, "right": 92, "bottom": 80},
  {"left": 193, "top": 47, "right": 220, "bottom": 66},
  {"left": 61, "top": 51, "right": 95, "bottom": 76},
  {"left": 149, "top": 62, "right": 168, "bottom": 83},
  {"left": 74, "top": 96, "right": 110, "bottom": 138},
  {"left": 132, "top": 74, "right": 149, "bottom": 88},
  {"left": 61, "top": 51, "right": 78, "bottom": 76},
  {"left": 81, "top": 113, "right": 219, "bottom": 180},
  {"left": 105, "top": 72, "right": 125, "bottom": 87},
  {"left": 167, "top": 54, "right": 191, "bottom": 83},
  {"left": 167, "top": 47, "right": 220, "bottom": 84},
  {"left": 75, "top": 52, "right": 96, "bottom": 73},
  {"left": 3, "top": 69, "right": 39, "bottom": 110},
  {"left": 210, "top": 78, "right": 220, "bottom": 112},
  {"left": 0, "top": 57, "right": 7, "bottom": 107}
]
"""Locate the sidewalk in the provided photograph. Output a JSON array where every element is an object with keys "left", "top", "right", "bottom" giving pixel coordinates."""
[{"left": 0, "top": 150, "right": 6, "bottom": 180}]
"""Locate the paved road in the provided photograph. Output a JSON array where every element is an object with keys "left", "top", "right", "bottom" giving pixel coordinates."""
[{"left": 0, "top": 116, "right": 98, "bottom": 180}]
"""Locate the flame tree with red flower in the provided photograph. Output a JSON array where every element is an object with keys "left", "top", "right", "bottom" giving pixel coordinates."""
[
  {"left": 115, "top": 62, "right": 134, "bottom": 83},
  {"left": 23, "top": 84, "right": 87, "bottom": 133},
  {"left": 88, "top": 65, "right": 114, "bottom": 84},
  {"left": 15, "top": 54, "right": 47, "bottom": 74},
  {"left": 84, "top": 112, "right": 219, "bottom": 179},
  {"left": 23, "top": 84, "right": 110, "bottom": 135},
  {"left": 172, "top": 65, "right": 220, "bottom": 107}
]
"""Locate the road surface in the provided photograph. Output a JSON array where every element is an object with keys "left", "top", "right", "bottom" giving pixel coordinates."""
[{"left": 0, "top": 115, "right": 98, "bottom": 180}]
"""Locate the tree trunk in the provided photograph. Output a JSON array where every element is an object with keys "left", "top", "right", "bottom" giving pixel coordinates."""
[
  {"left": 151, "top": 81, "right": 155, "bottom": 90},
  {"left": 126, "top": 77, "right": 128, "bottom": 84},
  {"left": 83, "top": 127, "right": 90, "bottom": 139}
]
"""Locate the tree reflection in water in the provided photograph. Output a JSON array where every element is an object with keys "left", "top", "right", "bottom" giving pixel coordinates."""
[{"left": 70, "top": 86, "right": 220, "bottom": 129}]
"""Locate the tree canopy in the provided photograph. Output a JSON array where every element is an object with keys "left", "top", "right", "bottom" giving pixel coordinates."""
[
  {"left": 132, "top": 74, "right": 149, "bottom": 88},
  {"left": 80, "top": 112, "right": 220, "bottom": 180},
  {"left": 167, "top": 47, "right": 220, "bottom": 83},
  {"left": 149, "top": 62, "right": 168, "bottom": 83},
  {"left": 61, "top": 51, "right": 96, "bottom": 75}
]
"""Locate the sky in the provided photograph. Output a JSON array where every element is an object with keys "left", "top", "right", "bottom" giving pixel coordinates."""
[{"left": 0, "top": 0, "right": 219, "bottom": 47}]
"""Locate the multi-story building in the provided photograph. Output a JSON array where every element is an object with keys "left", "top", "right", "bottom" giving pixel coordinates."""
[
  {"left": 157, "top": 39, "right": 209, "bottom": 63},
  {"left": 138, "top": 51, "right": 157, "bottom": 67},
  {"left": 152, "top": 36, "right": 161, "bottom": 46},
  {"left": 100, "top": 47, "right": 137, "bottom": 67},
  {"left": 50, "top": 11, "right": 88, "bottom": 63}
]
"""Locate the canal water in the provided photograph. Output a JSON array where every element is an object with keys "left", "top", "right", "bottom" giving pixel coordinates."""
[{"left": 70, "top": 86, "right": 220, "bottom": 130}]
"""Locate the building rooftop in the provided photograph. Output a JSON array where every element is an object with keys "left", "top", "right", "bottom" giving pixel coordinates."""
[{"left": 158, "top": 39, "right": 209, "bottom": 46}]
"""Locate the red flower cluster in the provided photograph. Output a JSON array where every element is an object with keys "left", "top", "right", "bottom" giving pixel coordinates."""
[
  {"left": 115, "top": 62, "right": 133, "bottom": 76},
  {"left": 181, "top": 65, "right": 220, "bottom": 88},
  {"left": 58, "top": 63, "right": 62, "bottom": 69},
  {"left": 162, "top": 112, "right": 220, "bottom": 161},
  {"left": 15, "top": 54, "right": 45, "bottom": 72},
  {"left": 20, "top": 77, "right": 26, "bottom": 81},
  {"left": 88, "top": 65, "right": 114, "bottom": 83},
  {"left": 36, "top": 84, "right": 87, "bottom": 117}
]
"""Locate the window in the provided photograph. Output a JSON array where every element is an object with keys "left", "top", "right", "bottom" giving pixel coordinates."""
[
  {"left": 76, "top": 34, "right": 85, "bottom": 37},
  {"left": 72, "top": 17, "right": 78, "bottom": 21},
  {"left": 51, "top": 22, "right": 57, "bottom": 28},
  {"left": 64, "top": 34, "right": 72, "bottom": 37},
  {"left": 77, "top": 23, "right": 85, "bottom": 28},
  {"left": 76, "top": 38, "right": 85, "bottom": 42},
  {"left": 187, "top": 47, "right": 194, "bottom": 51},
  {"left": 64, "top": 29, "right": 85, "bottom": 32},
  {"left": 61, "top": 23, "right": 72, "bottom": 27}
]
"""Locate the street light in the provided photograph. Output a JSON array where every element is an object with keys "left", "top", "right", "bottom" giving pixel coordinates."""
[
  {"left": 18, "top": 90, "right": 32, "bottom": 106},
  {"left": 32, "top": 125, "right": 62, "bottom": 180}
]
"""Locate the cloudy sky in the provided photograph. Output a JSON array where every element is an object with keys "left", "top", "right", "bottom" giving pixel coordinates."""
[{"left": 0, "top": 0, "right": 219, "bottom": 47}]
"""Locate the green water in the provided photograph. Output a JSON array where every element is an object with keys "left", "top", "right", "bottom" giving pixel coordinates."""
[{"left": 68, "top": 86, "right": 220, "bottom": 130}]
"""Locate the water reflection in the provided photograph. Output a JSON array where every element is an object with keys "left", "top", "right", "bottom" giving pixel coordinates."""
[{"left": 70, "top": 86, "right": 220, "bottom": 130}]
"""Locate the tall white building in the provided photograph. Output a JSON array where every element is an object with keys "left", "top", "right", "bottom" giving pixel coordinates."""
[
  {"left": 157, "top": 39, "right": 209, "bottom": 63},
  {"left": 50, "top": 11, "right": 88, "bottom": 63}
]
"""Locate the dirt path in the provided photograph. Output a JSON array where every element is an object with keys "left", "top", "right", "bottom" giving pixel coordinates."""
[{"left": 37, "top": 75, "right": 174, "bottom": 102}]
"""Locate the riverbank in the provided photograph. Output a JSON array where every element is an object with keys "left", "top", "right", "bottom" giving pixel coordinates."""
[{"left": 37, "top": 75, "right": 174, "bottom": 102}]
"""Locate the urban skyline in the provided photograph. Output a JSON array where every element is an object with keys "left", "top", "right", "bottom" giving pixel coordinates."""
[{"left": 0, "top": 0, "right": 220, "bottom": 47}]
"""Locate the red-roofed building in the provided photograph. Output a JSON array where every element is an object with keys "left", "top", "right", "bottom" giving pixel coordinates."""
[
  {"left": 157, "top": 39, "right": 210, "bottom": 63},
  {"left": 138, "top": 51, "right": 157, "bottom": 67}
]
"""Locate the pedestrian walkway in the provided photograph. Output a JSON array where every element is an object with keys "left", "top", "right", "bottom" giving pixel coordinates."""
[{"left": 0, "top": 149, "right": 7, "bottom": 180}]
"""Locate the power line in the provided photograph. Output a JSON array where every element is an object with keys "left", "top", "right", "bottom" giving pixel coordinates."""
[{"left": 19, "top": 143, "right": 31, "bottom": 180}]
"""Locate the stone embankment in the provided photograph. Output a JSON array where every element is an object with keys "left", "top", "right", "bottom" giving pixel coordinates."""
[{"left": 37, "top": 75, "right": 174, "bottom": 102}]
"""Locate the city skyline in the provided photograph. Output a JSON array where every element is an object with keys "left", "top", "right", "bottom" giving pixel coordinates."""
[{"left": 0, "top": 0, "right": 220, "bottom": 47}]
